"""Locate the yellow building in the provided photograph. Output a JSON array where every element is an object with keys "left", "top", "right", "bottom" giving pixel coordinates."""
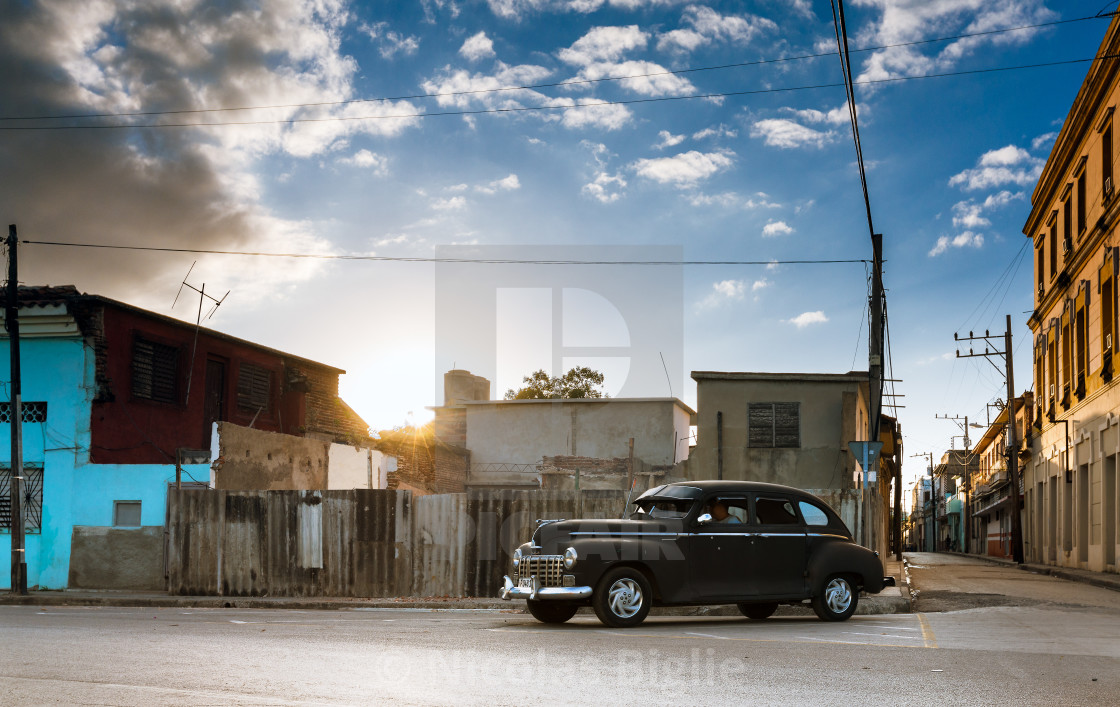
[{"left": 1024, "top": 16, "right": 1120, "bottom": 574}]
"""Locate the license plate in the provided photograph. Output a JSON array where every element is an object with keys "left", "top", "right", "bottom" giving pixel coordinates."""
[{"left": 518, "top": 577, "right": 532, "bottom": 591}]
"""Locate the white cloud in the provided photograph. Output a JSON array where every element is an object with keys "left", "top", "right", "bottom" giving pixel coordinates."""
[
  {"left": 1032, "top": 131, "right": 1058, "bottom": 151},
  {"left": 762, "top": 220, "right": 794, "bottom": 237},
  {"left": 951, "top": 190, "right": 1021, "bottom": 228},
  {"left": 928, "top": 231, "right": 984, "bottom": 257},
  {"left": 476, "top": 174, "right": 521, "bottom": 194},
  {"left": 693, "top": 124, "right": 738, "bottom": 140},
  {"left": 460, "top": 32, "right": 496, "bottom": 61},
  {"left": 432, "top": 195, "right": 467, "bottom": 210},
  {"left": 363, "top": 22, "right": 420, "bottom": 59},
  {"left": 750, "top": 119, "right": 835, "bottom": 149},
  {"left": 339, "top": 149, "right": 389, "bottom": 175},
  {"left": 573, "top": 59, "right": 697, "bottom": 96},
  {"left": 766, "top": 260, "right": 780, "bottom": 271},
  {"left": 631, "top": 150, "right": 734, "bottom": 187},
  {"left": 788, "top": 311, "right": 828, "bottom": 328},
  {"left": 948, "top": 144, "right": 1044, "bottom": 190},
  {"left": 785, "top": 102, "right": 862, "bottom": 126},
  {"left": 655, "top": 130, "right": 687, "bottom": 149},
  {"left": 751, "top": 279, "right": 770, "bottom": 292},
  {"left": 372, "top": 233, "right": 410, "bottom": 247},
  {"left": 554, "top": 98, "right": 633, "bottom": 130},
  {"left": 583, "top": 172, "right": 628, "bottom": 203},
  {"left": 558, "top": 25, "right": 648, "bottom": 66},
  {"left": 684, "top": 191, "right": 781, "bottom": 209},
  {"left": 658, "top": 5, "right": 777, "bottom": 53},
  {"left": 422, "top": 63, "right": 553, "bottom": 109},
  {"left": 853, "top": 1, "right": 1057, "bottom": 84},
  {"left": 697, "top": 279, "right": 746, "bottom": 310}
]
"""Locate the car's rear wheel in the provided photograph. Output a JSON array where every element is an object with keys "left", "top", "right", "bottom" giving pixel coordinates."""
[
  {"left": 526, "top": 600, "right": 579, "bottom": 624},
  {"left": 737, "top": 602, "right": 779, "bottom": 620},
  {"left": 811, "top": 574, "right": 859, "bottom": 621},
  {"left": 593, "top": 567, "right": 653, "bottom": 628}
]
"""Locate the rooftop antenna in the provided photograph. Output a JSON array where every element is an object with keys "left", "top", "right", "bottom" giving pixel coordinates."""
[{"left": 172, "top": 261, "right": 231, "bottom": 405}]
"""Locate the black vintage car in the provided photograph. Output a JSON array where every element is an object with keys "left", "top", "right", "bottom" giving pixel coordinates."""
[{"left": 499, "top": 480, "right": 894, "bottom": 627}]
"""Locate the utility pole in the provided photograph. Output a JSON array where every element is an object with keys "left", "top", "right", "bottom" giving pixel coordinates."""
[
  {"left": 6, "top": 225, "right": 27, "bottom": 595},
  {"left": 954, "top": 315, "right": 1025, "bottom": 563},
  {"left": 935, "top": 413, "right": 971, "bottom": 553},
  {"left": 867, "top": 232, "right": 884, "bottom": 553}
]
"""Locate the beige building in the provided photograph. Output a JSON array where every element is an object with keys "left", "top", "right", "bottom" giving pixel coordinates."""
[
  {"left": 687, "top": 371, "right": 890, "bottom": 556},
  {"left": 1024, "top": 16, "right": 1120, "bottom": 574},
  {"left": 432, "top": 370, "right": 694, "bottom": 490}
]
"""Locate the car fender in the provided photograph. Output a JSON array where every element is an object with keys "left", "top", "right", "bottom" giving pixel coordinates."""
[{"left": 806, "top": 539, "right": 885, "bottom": 594}]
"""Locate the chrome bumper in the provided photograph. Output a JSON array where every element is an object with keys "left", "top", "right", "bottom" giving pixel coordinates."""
[{"left": 499, "top": 575, "right": 592, "bottom": 601}]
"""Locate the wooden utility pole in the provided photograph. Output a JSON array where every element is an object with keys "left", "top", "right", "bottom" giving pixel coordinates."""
[{"left": 6, "top": 225, "right": 27, "bottom": 594}]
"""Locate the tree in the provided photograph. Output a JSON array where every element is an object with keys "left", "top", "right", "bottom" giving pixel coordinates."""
[{"left": 504, "top": 366, "right": 607, "bottom": 400}]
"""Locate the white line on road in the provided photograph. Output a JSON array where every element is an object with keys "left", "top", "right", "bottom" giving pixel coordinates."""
[{"left": 684, "top": 632, "right": 729, "bottom": 639}]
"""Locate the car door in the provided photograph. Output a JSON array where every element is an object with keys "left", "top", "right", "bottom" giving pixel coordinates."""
[
  {"left": 750, "top": 495, "right": 809, "bottom": 597},
  {"left": 687, "top": 495, "right": 757, "bottom": 600}
]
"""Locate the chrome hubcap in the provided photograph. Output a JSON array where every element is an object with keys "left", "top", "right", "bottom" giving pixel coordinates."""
[
  {"left": 824, "top": 577, "right": 853, "bottom": 614},
  {"left": 607, "top": 578, "right": 643, "bottom": 618}
]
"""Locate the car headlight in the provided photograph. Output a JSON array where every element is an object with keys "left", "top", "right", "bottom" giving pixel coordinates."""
[
  {"left": 513, "top": 548, "right": 522, "bottom": 567},
  {"left": 563, "top": 547, "right": 578, "bottom": 570}
]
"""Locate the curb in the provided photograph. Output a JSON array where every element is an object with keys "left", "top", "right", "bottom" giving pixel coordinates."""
[{"left": 916, "top": 551, "right": 1120, "bottom": 594}]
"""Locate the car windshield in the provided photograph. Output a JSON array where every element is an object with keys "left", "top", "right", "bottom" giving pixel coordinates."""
[{"left": 633, "top": 498, "right": 693, "bottom": 519}]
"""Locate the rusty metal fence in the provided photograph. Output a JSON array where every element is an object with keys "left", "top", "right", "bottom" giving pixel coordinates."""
[{"left": 167, "top": 488, "right": 627, "bottom": 598}]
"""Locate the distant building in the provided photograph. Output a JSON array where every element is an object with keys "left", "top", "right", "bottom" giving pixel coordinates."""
[
  {"left": 427, "top": 369, "right": 693, "bottom": 492},
  {"left": 1024, "top": 14, "right": 1120, "bottom": 574},
  {"left": 1, "top": 286, "right": 368, "bottom": 590},
  {"left": 969, "top": 394, "right": 1033, "bottom": 559}
]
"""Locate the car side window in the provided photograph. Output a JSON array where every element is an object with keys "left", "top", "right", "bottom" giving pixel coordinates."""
[
  {"left": 798, "top": 501, "right": 830, "bottom": 527},
  {"left": 701, "top": 497, "right": 750, "bottom": 524},
  {"left": 754, "top": 497, "right": 799, "bottom": 525}
]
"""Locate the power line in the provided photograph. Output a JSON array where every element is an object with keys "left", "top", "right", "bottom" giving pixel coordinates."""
[
  {"left": 0, "top": 13, "right": 1104, "bottom": 124},
  {"left": 2, "top": 55, "right": 1115, "bottom": 131},
  {"left": 19, "top": 239, "right": 869, "bottom": 265},
  {"left": 831, "top": 0, "right": 875, "bottom": 240}
]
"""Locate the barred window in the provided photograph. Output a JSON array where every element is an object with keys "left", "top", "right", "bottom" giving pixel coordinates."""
[
  {"left": 132, "top": 338, "right": 179, "bottom": 404},
  {"left": 0, "top": 402, "right": 47, "bottom": 423},
  {"left": 237, "top": 363, "right": 272, "bottom": 411},
  {"left": 747, "top": 402, "right": 800, "bottom": 448},
  {"left": 0, "top": 464, "right": 44, "bottom": 533}
]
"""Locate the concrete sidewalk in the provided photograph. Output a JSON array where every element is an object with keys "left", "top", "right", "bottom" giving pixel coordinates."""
[
  {"left": 0, "top": 557, "right": 912, "bottom": 615},
  {"left": 952, "top": 552, "right": 1120, "bottom": 593}
]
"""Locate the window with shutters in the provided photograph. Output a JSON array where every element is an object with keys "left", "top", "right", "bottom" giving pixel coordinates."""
[
  {"left": 1076, "top": 161, "right": 1087, "bottom": 237},
  {"left": 1102, "top": 253, "right": 1115, "bottom": 380},
  {"left": 1048, "top": 329, "right": 1057, "bottom": 415},
  {"left": 1075, "top": 288, "right": 1088, "bottom": 398},
  {"left": 132, "top": 337, "right": 179, "bottom": 404},
  {"left": 1062, "top": 310, "right": 1072, "bottom": 407},
  {"left": 1035, "top": 338, "right": 1044, "bottom": 424},
  {"left": 747, "top": 402, "right": 800, "bottom": 448},
  {"left": 237, "top": 363, "right": 272, "bottom": 412},
  {"left": 1062, "top": 187, "right": 1073, "bottom": 256}
]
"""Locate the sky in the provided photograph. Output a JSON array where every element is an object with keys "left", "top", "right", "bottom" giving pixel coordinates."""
[{"left": 1, "top": 0, "right": 1115, "bottom": 484}]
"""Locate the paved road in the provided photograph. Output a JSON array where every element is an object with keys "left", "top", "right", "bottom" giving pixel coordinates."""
[{"left": 1, "top": 556, "right": 1116, "bottom": 705}]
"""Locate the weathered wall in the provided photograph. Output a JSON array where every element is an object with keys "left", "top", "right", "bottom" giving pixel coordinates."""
[
  {"left": 213, "top": 422, "right": 330, "bottom": 490},
  {"left": 462, "top": 398, "right": 691, "bottom": 469},
  {"left": 326, "top": 444, "right": 395, "bottom": 490},
  {"left": 690, "top": 373, "right": 868, "bottom": 489},
  {"left": 67, "top": 526, "right": 164, "bottom": 590},
  {"left": 168, "top": 488, "right": 628, "bottom": 597}
]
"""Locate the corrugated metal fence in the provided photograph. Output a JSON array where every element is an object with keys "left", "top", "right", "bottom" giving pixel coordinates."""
[{"left": 167, "top": 488, "right": 627, "bottom": 598}]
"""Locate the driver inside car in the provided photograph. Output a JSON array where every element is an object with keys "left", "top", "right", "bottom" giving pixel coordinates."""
[{"left": 709, "top": 500, "right": 742, "bottom": 524}]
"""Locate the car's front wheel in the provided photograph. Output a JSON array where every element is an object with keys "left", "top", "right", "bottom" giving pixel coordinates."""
[
  {"left": 593, "top": 567, "right": 653, "bottom": 628},
  {"left": 526, "top": 600, "right": 579, "bottom": 624},
  {"left": 737, "top": 602, "right": 778, "bottom": 620},
  {"left": 811, "top": 574, "right": 859, "bottom": 621}
]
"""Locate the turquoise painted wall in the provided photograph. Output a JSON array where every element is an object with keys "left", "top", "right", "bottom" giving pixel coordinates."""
[{"left": 2, "top": 335, "right": 207, "bottom": 590}]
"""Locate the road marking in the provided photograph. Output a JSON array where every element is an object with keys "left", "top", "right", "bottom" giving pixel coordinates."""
[
  {"left": 488, "top": 625, "right": 923, "bottom": 649},
  {"left": 842, "top": 631, "right": 924, "bottom": 640},
  {"left": 917, "top": 613, "right": 938, "bottom": 649},
  {"left": 684, "top": 632, "right": 729, "bottom": 639}
]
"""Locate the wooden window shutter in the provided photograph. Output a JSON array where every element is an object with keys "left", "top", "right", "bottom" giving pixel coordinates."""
[
  {"left": 132, "top": 338, "right": 179, "bottom": 404},
  {"left": 237, "top": 363, "right": 272, "bottom": 411}
]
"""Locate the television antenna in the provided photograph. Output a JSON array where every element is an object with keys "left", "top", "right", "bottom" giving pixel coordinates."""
[{"left": 172, "top": 262, "right": 230, "bottom": 405}]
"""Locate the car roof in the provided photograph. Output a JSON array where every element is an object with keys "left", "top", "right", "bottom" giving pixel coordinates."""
[{"left": 667, "top": 480, "right": 815, "bottom": 495}]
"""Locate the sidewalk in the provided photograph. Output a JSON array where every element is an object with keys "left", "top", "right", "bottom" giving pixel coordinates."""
[
  {"left": 0, "top": 557, "right": 912, "bottom": 615},
  {"left": 951, "top": 552, "right": 1120, "bottom": 593}
]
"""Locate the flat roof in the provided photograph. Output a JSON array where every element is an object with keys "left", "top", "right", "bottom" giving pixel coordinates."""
[
  {"left": 434, "top": 396, "right": 696, "bottom": 415},
  {"left": 691, "top": 371, "right": 868, "bottom": 383}
]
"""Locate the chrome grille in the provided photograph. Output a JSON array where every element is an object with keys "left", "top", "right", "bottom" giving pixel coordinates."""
[{"left": 519, "top": 555, "right": 564, "bottom": 587}]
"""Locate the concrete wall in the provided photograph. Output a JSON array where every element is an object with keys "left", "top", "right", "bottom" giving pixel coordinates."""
[
  {"left": 463, "top": 398, "right": 691, "bottom": 473},
  {"left": 212, "top": 422, "right": 330, "bottom": 490},
  {"left": 67, "top": 526, "right": 164, "bottom": 590},
  {"left": 690, "top": 373, "right": 869, "bottom": 489},
  {"left": 2, "top": 313, "right": 207, "bottom": 590},
  {"left": 327, "top": 444, "right": 394, "bottom": 490}
]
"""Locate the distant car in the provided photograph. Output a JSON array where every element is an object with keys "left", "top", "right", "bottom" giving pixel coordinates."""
[{"left": 499, "top": 480, "right": 894, "bottom": 627}]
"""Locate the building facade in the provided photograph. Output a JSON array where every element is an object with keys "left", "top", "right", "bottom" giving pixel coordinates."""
[
  {"left": 2, "top": 286, "right": 367, "bottom": 589},
  {"left": 1025, "top": 17, "right": 1120, "bottom": 574}
]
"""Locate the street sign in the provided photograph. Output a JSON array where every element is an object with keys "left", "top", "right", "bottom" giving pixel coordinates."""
[{"left": 848, "top": 441, "right": 883, "bottom": 472}]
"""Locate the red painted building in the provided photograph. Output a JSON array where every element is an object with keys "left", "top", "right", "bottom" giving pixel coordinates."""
[{"left": 23, "top": 286, "right": 369, "bottom": 464}]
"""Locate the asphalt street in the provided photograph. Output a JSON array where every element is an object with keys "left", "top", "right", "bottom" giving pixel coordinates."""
[{"left": 1, "top": 554, "right": 1116, "bottom": 706}]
